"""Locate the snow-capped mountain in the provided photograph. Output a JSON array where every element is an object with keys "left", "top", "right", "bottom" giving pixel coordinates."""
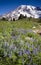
[{"left": 0, "top": 5, "right": 41, "bottom": 21}]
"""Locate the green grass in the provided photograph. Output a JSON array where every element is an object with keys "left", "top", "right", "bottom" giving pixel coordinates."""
[
  {"left": 0, "top": 18, "right": 41, "bottom": 65},
  {"left": 0, "top": 18, "right": 40, "bottom": 34}
]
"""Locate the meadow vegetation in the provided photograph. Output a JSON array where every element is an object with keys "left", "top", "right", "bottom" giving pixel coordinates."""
[{"left": 0, "top": 18, "right": 41, "bottom": 65}]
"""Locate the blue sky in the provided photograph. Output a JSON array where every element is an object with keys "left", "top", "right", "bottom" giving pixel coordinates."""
[{"left": 0, "top": 0, "right": 41, "bottom": 15}]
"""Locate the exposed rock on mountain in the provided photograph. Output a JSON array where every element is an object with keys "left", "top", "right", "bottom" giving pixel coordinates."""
[{"left": 0, "top": 5, "right": 41, "bottom": 21}]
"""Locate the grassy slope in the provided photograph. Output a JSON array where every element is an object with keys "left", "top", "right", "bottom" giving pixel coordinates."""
[
  {"left": 0, "top": 18, "right": 40, "bottom": 31},
  {"left": 0, "top": 18, "right": 41, "bottom": 65}
]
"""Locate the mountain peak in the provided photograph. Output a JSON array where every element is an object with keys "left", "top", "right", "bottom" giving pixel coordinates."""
[{"left": 0, "top": 5, "right": 41, "bottom": 21}]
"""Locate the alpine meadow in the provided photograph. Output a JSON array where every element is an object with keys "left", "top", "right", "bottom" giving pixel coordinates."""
[{"left": 0, "top": 5, "right": 41, "bottom": 65}]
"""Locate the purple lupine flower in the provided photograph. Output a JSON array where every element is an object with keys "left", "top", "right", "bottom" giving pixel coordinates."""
[
  {"left": 33, "top": 48, "right": 38, "bottom": 55},
  {"left": 23, "top": 50, "right": 31, "bottom": 55},
  {"left": 31, "top": 44, "right": 35, "bottom": 49},
  {"left": 18, "top": 50, "right": 23, "bottom": 56},
  {"left": 26, "top": 50, "right": 31, "bottom": 54}
]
